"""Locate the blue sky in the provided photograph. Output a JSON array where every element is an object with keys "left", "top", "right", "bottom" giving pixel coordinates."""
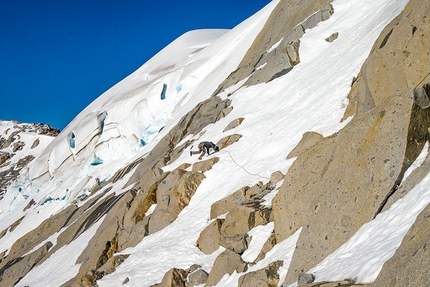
[{"left": 0, "top": 0, "right": 270, "bottom": 130}]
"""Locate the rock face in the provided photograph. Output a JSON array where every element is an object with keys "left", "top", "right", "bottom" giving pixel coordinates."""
[
  {"left": 238, "top": 260, "right": 283, "bottom": 287},
  {"left": 272, "top": 0, "right": 430, "bottom": 284},
  {"left": 371, "top": 203, "right": 430, "bottom": 287},
  {"left": 205, "top": 249, "right": 247, "bottom": 286},
  {"left": 0, "top": 121, "right": 58, "bottom": 200},
  {"left": 1, "top": 0, "right": 430, "bottom": 287},
  {"left": 0, "top": 96, "right": 230, "bottom": 286},
  {"left": 213, "top": 0, "right": 334, "bottom": 93}
]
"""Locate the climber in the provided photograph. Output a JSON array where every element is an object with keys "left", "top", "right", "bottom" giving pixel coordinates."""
[{"left": 190, "top": 141, "right": 220, "bottom": 160}]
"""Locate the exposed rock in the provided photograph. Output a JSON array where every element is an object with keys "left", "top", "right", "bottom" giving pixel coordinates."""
[
  {"left": 254, "top": 232, "right": 276, "bottom": 263},
  {"left": 148, "top": 169, "right": 206, "bottom": 234},
  {"left": 15, "top": 155, "right": 35, "bottom": 169},
  {"left": 238, "top": 260, "right": 283, "bottom": 287},
  {"left": 192, "top": 157, "right": 220, "bottom": 173},
  {"left": 325, "top": 32, "right": 339, "bottom": 43},
  {"left": 30, "top": 138, "right": 40, "bottom": 149},
  {"left": 188, "top": 268, "right": 209, "bottom": 287},
  {"left": 211, "top": 181, "right": 275, "bottom": 221},
  {"left": 0, "top": 152, "right": 9, "bottom": 165},
  {"left": 223, "top": 117, "right": 245, "bottom": 132},
  {"left": 216, "top": 134, "right": 242, "bottom": 150},
  {"left": 136, "top": 95, "right": 231, "bottom": 170},
  {"left": 210, "top": 186, "right": 250, "bottom": 219},
  {"left": 0, "top": 241, "right": 53, "bottom": 287},
  {"left": 298, "top": 279, "right": 369, "bottom": 287},
  {"left": 212, "top": 0, "right": 334, "bottom": 93},
  {"left": 97, "top": 254, "right": 130, "bottom": 275},
  {"left": 8, "top": 216, "right": 25, "bottom": 233},
  {"left": 176, "top": 162, "right": 191, "bottom": 170},
  {"left": 286, "top": 131, "right": 324, "bottom": 159},
  {"left": 29, "top": 122, "right": 60, "bottom": 136},
  {"left": 219, "top": 203, "right": 271, "bottom": 255},
  {"left": 205, "top": 249, "right": 247, "bottom": 286},
  {"left": 298, "top": 272, "right": 315, "bottom": 285},
  {"left": 342, "top": 0, "right": 430, "bottom": 120},
  {"left": 0, "top": 94, "right": 231, "bottom": 285},
  {"left": 197, "top": 218, "right": 224, "bottom": 254},
  {"left": 186, "top": 264, "right": 202, "bottom": 273},
  {"left": 412, "top": 82, "right": 430, "bottom": 108},
  {"left": 372, "top": 203, "right": 430, "bottom": 287},
  {"left": 269, "top": 171, "right": 285, "bottom": 185},
  {"left": 3, "top": 205, "right": 78, "bottom": 266},
  {"left": 168, "top": 139, "right": 194, "bottom": 165},
  {"left": 157, "top": 268, "right": 188, "bottom": 287},
  {"left": 275, "top": 0, "right": 430, "bottom": 284},
  {"left": 61, "top": 192, "right": 136, "bottom": 286},
  {"left": 380, "top": 142, "right": 430, "bottom": 213},
  {"left": 219, "top": 206, "right": 255, "bottom": 254}
]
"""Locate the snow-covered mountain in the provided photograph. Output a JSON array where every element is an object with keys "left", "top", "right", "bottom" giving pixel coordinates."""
[{"left": 1, "top": 0, "right": 430, "bottom": 286}]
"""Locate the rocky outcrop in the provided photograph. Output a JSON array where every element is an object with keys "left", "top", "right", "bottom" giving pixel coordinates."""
[
  {"left": 238, "top": 260, "right": 283, "bottom": 287},
  {"left": 148, "top": 169, "right": 205, "bottom": 234},
  {"left": 0, "top": 94, "right": 230, "bottom": 286},
  {"left": 371, "top": 203, "right": 430, "bottom": 287},
  {"left": 205, "top": 249, "right": 247, "bottom": 286},
  {"left": 2, "top": 0, "right": 430, "bottom": 286},
  {"left": 212, "top": 0, "right": 334, "bottom": 94},
  {"left": 286, "top": 131, "right": 324, "bottom": 159},
  {"left": 0, "top": 241, "right": 53, "bottom": 286},
  {"left": 0, "top": 121, "right": 58, "bottom": 199},
  {"left": 154, "top": 268, "right": 188, "bottom": 287},
  {"left": 197, "top": 218, "right": 224, "bottom": 255},
  {"left": 273, "top": 0, "right": 430, "bottom": 285},
  {"left": 223, "top": 117, "right": 245, "bottom": 132}
]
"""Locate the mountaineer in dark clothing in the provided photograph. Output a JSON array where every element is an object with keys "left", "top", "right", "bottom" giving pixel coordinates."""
[{"left": 190, "top": 141, "right": 220, "bottom": 160}]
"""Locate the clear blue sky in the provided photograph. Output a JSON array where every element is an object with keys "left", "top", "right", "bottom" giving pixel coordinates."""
[{"left": 0, "top": 0, "right": 270, "bottom": 130}]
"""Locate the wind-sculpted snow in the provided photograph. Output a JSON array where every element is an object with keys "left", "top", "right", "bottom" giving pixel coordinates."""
[
  {"left": 0, "top": 0, "right": 275, "bottom": 261},
  {"left": 2, "top": 0, "right": 426, "bottom": 286},
  {"left": 0, "top": 30, "right": 231, "bottom": 219}
]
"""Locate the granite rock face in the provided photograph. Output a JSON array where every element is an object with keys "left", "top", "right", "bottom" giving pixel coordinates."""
[
  {"left": 2, "top": 0, "right": 430, "bottom": 286},
  {"left": 272, "top": 0, "right": 430, "bottom": 284},
  {"left": 212, "top": 0, "right": 334, "bottom": 94}
]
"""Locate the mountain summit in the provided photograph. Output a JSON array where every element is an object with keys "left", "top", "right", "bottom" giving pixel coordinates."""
[{"left": 1, "top": 0, "right": 430, "bottom": 286}]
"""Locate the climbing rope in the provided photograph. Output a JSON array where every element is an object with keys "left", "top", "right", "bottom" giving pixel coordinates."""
[
  {"left": 220, "top": 149, "right": 270, "bottom": 180},
  {"left": 414, "top": 71, "right": 430, "bottom": 88}
]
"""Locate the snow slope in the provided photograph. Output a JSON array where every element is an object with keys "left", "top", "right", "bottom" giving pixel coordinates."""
[{"left": 1, "top": 0, "right": 422, "bottom": 286}]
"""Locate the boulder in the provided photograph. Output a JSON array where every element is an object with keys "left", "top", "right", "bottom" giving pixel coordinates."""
[
  {"left": 238, "top": 260, "right": 283, "bottom": 287},
  {"left": 298, "top": 272, "right": 315, "bottom": 285},
  {"left": 269, "top": 170, "right": 285, "bottom": 185},
  {"left": 205, "top": 249, "right": 247, "bottom": 286},
  {"left": 210, "top": 186, "right": 250, "bottom": 219},
  {"left": 192, "top": 157, "right": 220, "bottom": 173},
  {"left": 197, "top": 218, "right": 224, "bottom": 254},
  {"left": 97, "top": 254, "right": 130, "bottom": 275},
  {"left": 223, "top": 117, "right": 245, "bottom": 132},
  {"left": 157, "top": 268, "right": 188, "bottom": 287},
  {"left": 219, "top": 206, "right": 256, "bottom": 254},
  {"left": 216, "top": 134, "right": 242, "bottom": 150},
  {"left": 188, "top": 268, "right": 209, "bottom": 287},
  {"left": 325, "top": 32, "right": 339, "bottom": 43}
]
